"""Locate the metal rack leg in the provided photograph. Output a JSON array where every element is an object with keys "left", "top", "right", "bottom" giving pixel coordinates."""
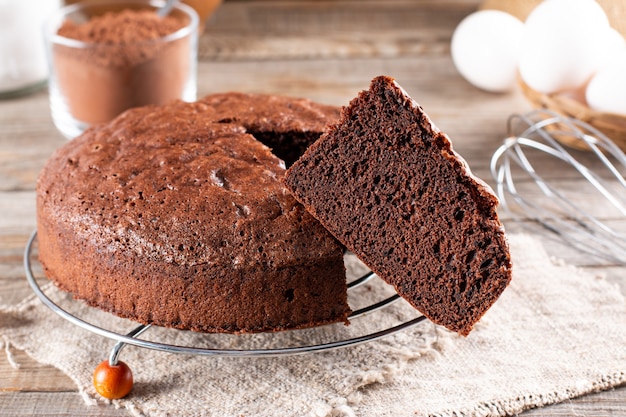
[
  {"left": 93, "top": 324, "right": 152, "bottom": 400},
  {"left": 108, "top": 324, "right": 152, "bottom": 366}
]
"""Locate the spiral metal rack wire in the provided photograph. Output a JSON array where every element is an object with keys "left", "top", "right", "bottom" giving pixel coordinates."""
[{"left": 24, "top": 230, "right": 426, "bottom": 366}]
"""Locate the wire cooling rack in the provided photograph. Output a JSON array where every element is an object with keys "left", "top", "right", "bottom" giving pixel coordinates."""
[{"left": 24, "top": 230, "right": 426, "bottom": 365}]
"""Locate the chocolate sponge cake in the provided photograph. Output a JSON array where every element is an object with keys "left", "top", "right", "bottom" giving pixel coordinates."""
[
  {"left": 284, "top": 76, "right": 512, "bottom": 335},
  {"left": 37, "top": 97, "right": 349, "bottom": 334},
  {"left": 200, "top": 92, "right": 341, "bottom": 167}
]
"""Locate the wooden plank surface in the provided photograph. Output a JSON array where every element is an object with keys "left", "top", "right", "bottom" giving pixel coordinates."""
[{"left": 1, "top": 0, "right": 624, "bottom": 416}]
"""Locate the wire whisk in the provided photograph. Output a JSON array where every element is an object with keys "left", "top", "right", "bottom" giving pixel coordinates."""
[{"left": 491, "top": 109, "right": 626, "bottom": 264}]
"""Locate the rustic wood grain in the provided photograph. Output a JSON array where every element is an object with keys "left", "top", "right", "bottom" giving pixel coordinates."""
[
  {"left": 1, "top": 0, "right": 624, "bottom": 416},
  {"left": 0, "top": 349, "right": 76, "bottom": 393},
  {"left": 0, "top": 392, "right": 129, "bottom": 416},
  {"left": 199, "top": 0, "right": 475, "bottom": 61}
]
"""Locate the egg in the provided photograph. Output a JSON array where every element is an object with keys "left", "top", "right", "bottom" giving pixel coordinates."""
[
  {"left": 596, "top": 27, "right": 626, "bottom": 71},
  {"left": 451, "top": 10, "right": 524, "bottom": 93},
  {"left": 586, "top": 52, "right": 626, "bottom": 115},
  {"left": 518, "top": 0, "right": 613, "bottom": 94}
]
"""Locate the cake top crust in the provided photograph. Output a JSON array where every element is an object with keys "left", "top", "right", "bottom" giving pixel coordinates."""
[
  {"left": 199, "top": 92, "right": 340, "bottom": 134},
  {"left": 37, "top": 98, "right": 342, "bottom": 269}
]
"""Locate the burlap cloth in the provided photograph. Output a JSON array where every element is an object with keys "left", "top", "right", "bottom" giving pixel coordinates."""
[{"left": 1, "top": 233, "right": 625, "bottom": 417}]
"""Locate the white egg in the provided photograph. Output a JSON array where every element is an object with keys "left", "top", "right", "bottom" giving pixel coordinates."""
[
  {"left": 518, "top": 0, "right": 612, "bottom": 94},
  {"left": 596, "top": 27, "right": 626, "bottom": 71},
  {"left": 451, "top": 10, "right": 524, "bottom": 93},
  {"left": 586, "top": 52, "right": 626, "bottom": 115}
]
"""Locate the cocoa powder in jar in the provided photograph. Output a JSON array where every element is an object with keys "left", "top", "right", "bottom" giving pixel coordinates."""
[{"left": 54, "top": 9, "right": 190, "bottom": 125}]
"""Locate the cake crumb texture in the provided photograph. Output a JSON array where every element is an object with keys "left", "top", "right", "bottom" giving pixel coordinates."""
[{"left": 284, "top": 75, "right": 512, "bottom": 335}]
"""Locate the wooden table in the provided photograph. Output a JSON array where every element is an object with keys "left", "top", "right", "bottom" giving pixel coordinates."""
[{"left": 1, "top": 1, "right": 624, "bottom": 415}]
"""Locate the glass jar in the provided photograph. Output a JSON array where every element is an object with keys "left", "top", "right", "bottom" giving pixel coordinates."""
[{"left": 0, "top": 0, "right": 61, "bottom": 98}]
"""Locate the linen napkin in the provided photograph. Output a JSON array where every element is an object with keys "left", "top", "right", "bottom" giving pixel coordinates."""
[{"left": 1, "top": 233, "right": 624, "bottom": 417}]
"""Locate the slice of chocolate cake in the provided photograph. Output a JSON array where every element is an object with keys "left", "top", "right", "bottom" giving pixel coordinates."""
[{"left": 284, "top": 75, "right": 512, "bottom": 335}]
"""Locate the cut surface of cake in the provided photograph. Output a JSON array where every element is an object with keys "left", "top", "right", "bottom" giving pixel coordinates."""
[
  {"left": 37, "top": 97, "right": 349, "bottom": 334},
  {"left": 200, "top": 92, "right": 340, "bottom": 167},
  {"left": 284, "top": 76, "right": 512, "bottom": 335}
]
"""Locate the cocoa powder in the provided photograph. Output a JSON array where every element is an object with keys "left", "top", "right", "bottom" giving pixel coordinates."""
[{"left": 53, "top": 8, "right": 193, "bottom": 125}]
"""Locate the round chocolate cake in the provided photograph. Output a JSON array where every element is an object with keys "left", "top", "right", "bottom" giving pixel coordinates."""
[{"left": 37, "top": 95, "right": 349, "bottom": 333}]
